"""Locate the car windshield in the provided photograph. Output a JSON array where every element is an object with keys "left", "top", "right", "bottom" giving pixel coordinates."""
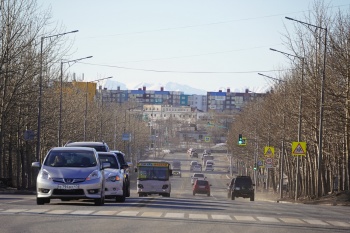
[
  {"left": 138, "top": 167, "right": 169, "bottom": 180},
  {"left": 193, "top": 174, "right": 204, "bottom": 178},
  {"left": 44, "top": 150, "right": 97, "bottom": 167},
  {"left": 98, "top": 154, "right": 119, "bottom": 169},
  {"left": 235, "top": 178, "right": 252, "bottom": 186}
]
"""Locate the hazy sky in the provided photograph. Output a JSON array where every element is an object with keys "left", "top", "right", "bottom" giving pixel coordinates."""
[{"left": 37, "top": 0, "right": 349, "bottom": 93}]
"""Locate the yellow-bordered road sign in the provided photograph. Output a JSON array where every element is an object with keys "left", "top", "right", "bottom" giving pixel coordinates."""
[
  {"left": 292, "top": 142, "right": 306, "bottom": 156},
  {"left": 264, "top": 146, "right": 274, "bottom": 157}
]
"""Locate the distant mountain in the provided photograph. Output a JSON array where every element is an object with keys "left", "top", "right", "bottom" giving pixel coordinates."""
[
  {"left": 104, "top": 80, "right": 268, "bottom": 95},
  {"left": 104, "top": 80, "right": 127, "bottom": 90},
  {"left": 126, "top": 82, "right": 207, "bottom": 95}
]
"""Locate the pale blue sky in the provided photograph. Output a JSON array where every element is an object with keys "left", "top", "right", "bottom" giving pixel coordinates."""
[{"left": 37, "top": 0, "right": 349, "bottom": 93}]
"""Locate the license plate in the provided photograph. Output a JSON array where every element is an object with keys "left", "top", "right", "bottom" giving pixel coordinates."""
[
  {"left": 58, "top": 185, "right": 79, "bottom": 189},
  {"left": 199, "top": 186, "right": 205, "bottom": 188}
]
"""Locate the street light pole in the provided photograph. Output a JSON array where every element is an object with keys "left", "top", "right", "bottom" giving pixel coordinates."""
[
  {"left": 270, "top": 48, "right": 305, "bottom": 200},
  {"left": 36, "top": 30, "right": 78, "bottom": 161},
  {"left": 58, "top": 55, "right": 93, "bottom": 146},
  {"left": 285, "top": 16, "right": 327, "bottom": 197}
]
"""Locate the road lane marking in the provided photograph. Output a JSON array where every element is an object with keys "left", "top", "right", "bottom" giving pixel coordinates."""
[
  {"left": 211, "top": 214, "right": 232, "bottom": 220},
  {"left": 92, "top": 210, "right": 117, "bottom": 215},
  {"left": 164, "top": 213, "right": 185, "bottom": 218},
  {"left": 327, "top": 221, "right": 350, "bottom": 227},
  {"left": 279, "top": 217, "right": 304, "bottom": 224},
  {"left": 46, "top": 210, "right": 72, "bottom": 215},
  {"left": 3, "top": 209, "right": 28, "bottom": 213},
  {"left": 303, "top": 219, "right": 329, "bottom": 226},
  {"left": 117, "top": 211, "right": 139, "bottom": 216},
  {"left": 189, "top": 214, "right": 208, "bottom": 219},
  {"left": 141, "top": 212, "right": 162, "bottom": 217},
  {"left": 70, "top": 210, "right": 95, "bottom": 215},
  {"left": 24, "top": 209, "right": 49, "bottom": 214},
  {"left": 234, "top": 216, "right": 256, "bottom": 221},
  {"left": 257, "top": 217, "right": 280, "bottom": 223}
]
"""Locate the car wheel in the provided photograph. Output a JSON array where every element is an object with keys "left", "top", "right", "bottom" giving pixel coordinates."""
[
  {"left": 250, "top": 195, "right": 254, "bottom": 201},
  {"left": 193, "top": 191, "right": 195, "bottom": 196},
  {"left": 36, "top": 197, "right": 46, "bottom": 205},
  {"left": 231, "top": 193, "right": 235, "bottom": 200},
  {"left": 139, "top": 193, "right": 144, "bottom": 197}
]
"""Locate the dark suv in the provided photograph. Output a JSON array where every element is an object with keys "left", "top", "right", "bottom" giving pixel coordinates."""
[
  {"left": 227, "top": 176, "right": 255, "bottom": 201},
  {"left": 64, "top": 141, "right": 110, "bottom": 152}
]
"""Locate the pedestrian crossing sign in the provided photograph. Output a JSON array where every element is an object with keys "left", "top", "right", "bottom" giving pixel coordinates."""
[
  {"left": 292, "top": 142, "right": 306, "bottom": 156},
  {"left": 264, "top": 146, "right": 274, "bottom": 157}
]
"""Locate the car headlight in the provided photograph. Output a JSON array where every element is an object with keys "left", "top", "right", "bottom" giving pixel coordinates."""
[
  {"left": 106, "top": 175, "right": 121, "bottom": 182},
  {"left": 86, "top": 170, "right": 101, "bottom": 181},
  {"left": 39, "top": 169, "right": 52, "bottom": 180},
  {"left": 235, "top": 187, "right": 241, "bottom": 190}
]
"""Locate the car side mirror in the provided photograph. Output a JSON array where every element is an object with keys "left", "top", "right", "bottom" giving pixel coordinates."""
[{"left": 252, "top": 184, "right": 255, "bottom": 186}]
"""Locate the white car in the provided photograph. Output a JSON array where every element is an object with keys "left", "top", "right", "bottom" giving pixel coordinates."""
[
  {"left": 193, "top": 164, "right": 202, "bottom": 172},
  {"left": 97, "top": 152, "right": 126, "bottom": 202},
  {"left": 205, "top": 164, "right": 214, "bottom": 171},
  {"left": 191, "top": 173, "right": 206, "bottom": 185},
  {"left": 32, "top": 147, "right": 109, "bottom": 206}
]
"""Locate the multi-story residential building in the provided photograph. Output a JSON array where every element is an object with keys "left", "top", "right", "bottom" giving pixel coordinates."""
[
  {"left": 188, "top": 94, "right": 207, "bottom": 112},
  {"left": 87, "top": 83, "right": 265, "bottom": 114},
  {"left": 142, "top": 105, "right": 196, "bottom": 123},
  {"left": 207, "top": 88, "right": 265, "bottom": 113}
]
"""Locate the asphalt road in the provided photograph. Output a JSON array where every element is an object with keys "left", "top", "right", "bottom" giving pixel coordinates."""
[{"left": 0, "top": 152, "right": 349, "bottom": 233}]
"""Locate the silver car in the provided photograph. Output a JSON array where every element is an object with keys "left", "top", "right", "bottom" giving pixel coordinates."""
[
  {"left": 32, "top": 147, "right": 109, "bottom": 206},
  {"left": 97, "top": 152, "right": 126, "bottom": 202}
]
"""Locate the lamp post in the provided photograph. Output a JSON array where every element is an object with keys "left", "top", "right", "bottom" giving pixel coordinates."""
[
  {"left": 270, "top": 48, "right": 305, "bottom": 201},
  {"left": 258, "top": 73, "right": 286, "bottom": 198},
  {"left": 285, "top": 16, "right": 327, "bottom": 197},
  {"left": 58, "top": 55, "right": 93, "bottom": 146},
  {"left": 36, "top": 30, "right": 78, "bottom": 161},
  {"left": 84, "top": 76, "right": 112, "bottom": 141}
]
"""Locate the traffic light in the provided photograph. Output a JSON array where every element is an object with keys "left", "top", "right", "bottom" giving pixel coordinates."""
[
  {"left": 238, "top": 134, "right": 243, "bottom": 145},
  {"left": 253, "top": 163, "right": 257, "bottom": 170}
]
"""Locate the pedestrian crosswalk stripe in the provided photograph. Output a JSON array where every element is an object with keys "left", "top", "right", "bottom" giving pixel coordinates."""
[
  {"left": 92, "top": 210, "right": 117, "bottom": 215},
  {"left": 279, "top": 217, "right": 304, "bottom": 224},
  {"left": 24, "top": 209, "right": 49, "bottom": 214},
  {"left": 165, "top": 213, "right": 185, "bottom": 218},
  {"left": 117, "top": 211, "right": 139, "bottom": 216},
  {"left": 47, "top": 210, "right": 71, "bottom": 214},
  {"left": 327, "top": 221, "right": 350, "bottom": 227},
  {"left": 257, "top": 217, "right": 280, "bottom": 223},
  {"left": 211, "top": 215, "right": 232, "bottom": 220},
  {"left": 304, "top": 219, "right": 329, "bottom": 225},
  {"left": 70, "top": 210, "right": 95, "bottom": 215},
  {"left": 234, "top": 216, "right": 256, "bottom": 221},
  {"left": 142, "top": 212, "right": 162, "bottom": 217},
  {"left": 189, "top": 214, "right": 208, "bottom": 219},
  {"left": 3, "top": 209, "right": 28, "bottom": 213}
]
